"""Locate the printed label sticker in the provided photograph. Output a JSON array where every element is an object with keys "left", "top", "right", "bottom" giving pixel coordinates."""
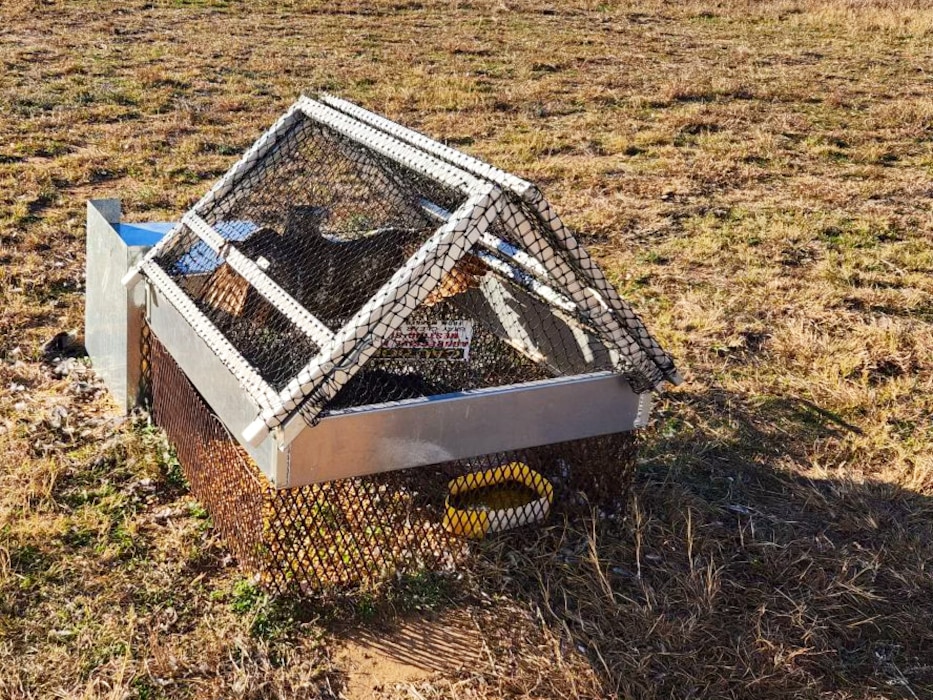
[{"left": 380, "top": 320, "right": 474, "bottom": 361}]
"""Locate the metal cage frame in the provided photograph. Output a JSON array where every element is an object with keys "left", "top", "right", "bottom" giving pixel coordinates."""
[{"left": 110, "top": 96, "right": 678, "bottom": 489}]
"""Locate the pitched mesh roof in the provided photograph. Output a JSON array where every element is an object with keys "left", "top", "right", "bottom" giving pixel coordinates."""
[{"left": 125, "top": 95, "right": 680, "bottom": 446}]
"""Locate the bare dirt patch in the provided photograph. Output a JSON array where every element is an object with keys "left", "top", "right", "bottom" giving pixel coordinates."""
[{"left": 335, "top": 609, "right": 485, "bottom": 698}]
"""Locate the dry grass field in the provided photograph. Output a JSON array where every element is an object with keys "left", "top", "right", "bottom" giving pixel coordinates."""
[{"left": 1, "top": 0, "right": 932, "bottom": 697}]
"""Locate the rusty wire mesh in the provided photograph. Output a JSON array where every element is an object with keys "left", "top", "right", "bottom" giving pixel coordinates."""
[
  {"left": 139, "top": 322, "right": 152, "bottom": 406},
  {"left": 151, "top": 337, "right": 267, "bottom": 574},
  {"left": 150, "top": 334, "right": 638, "bottom": 595}
]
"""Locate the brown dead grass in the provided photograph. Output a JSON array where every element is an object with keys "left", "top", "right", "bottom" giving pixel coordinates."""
[{"left": 1, "top": 0, "right": 931, "bottom": 698}]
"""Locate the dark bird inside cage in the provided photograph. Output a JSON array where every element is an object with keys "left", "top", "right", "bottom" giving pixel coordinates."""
[{"left": 203, "top": 205, "right": 488, "bottom": 328}]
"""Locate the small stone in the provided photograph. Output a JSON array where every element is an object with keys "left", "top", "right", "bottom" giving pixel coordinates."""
[
  {"left": 48, "top": 405, "right": 69, "bottom": 429},
  {"left": 53, "top": 358, "right": 78, "bottom": 377}
]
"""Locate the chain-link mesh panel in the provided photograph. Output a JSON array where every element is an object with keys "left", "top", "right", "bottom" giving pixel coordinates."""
[
  {"left": 151, "top": 337, "right": 267, "bottom": 574},
  {"left": 150, "top": 333, "right": 638, "bottom": 595},
  {"left": 139, "top": 322, "right": 152, "bottom": 406},
  {"left": 484, "top": 192, "right": 665, "bottom": 392},
  {"left": 155, "top": 223, "right": 324, "bottom": 392}
]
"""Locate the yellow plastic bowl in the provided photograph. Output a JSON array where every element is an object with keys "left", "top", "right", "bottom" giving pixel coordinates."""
[{"left": 443, "top": 462, "right": 554, "bottom": 540}]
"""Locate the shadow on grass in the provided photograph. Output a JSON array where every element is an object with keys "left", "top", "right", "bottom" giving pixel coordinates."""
[
  {"left": 467, "top": 386, "right": 933, "bottom": 699},
  {"left": 159, "top": 384, "right": 932, "bottom": 699}
]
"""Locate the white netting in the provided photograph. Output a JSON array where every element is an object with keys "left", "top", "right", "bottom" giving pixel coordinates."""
[{"left": 128, "top": 96, "right": 679, "bottom": 443}]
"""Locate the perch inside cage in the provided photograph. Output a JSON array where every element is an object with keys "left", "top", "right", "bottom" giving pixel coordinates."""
[{"left": 86, "top": 94, "right": 680, "bottom": 592}]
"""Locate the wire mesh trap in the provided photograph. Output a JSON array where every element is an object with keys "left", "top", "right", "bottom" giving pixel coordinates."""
[
  {"left": 151, "top": 334, "right": 639, "bottom": 593},
  {"left": 87, "top": 94, "right": 679, "bottom": 592}
]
